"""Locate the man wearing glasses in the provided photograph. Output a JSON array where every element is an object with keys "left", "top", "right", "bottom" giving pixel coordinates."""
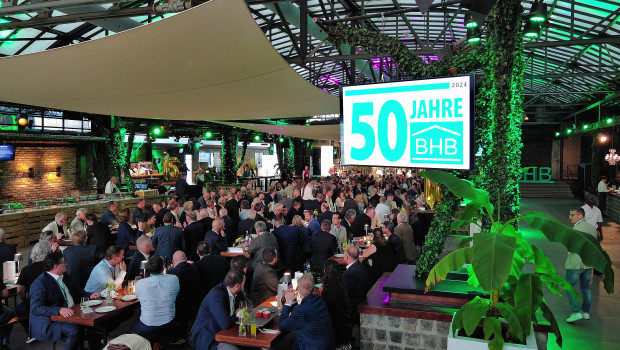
[
  {"left": 29, "top": 252, "right": 100, "bottom": 350},
  {"left": 565, "top": 208, "right": 598, "bottom": 323}
]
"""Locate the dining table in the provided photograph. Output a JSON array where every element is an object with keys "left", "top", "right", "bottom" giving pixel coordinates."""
[
  {"left": 221, "top": 249, "right": 250, "bottom": 258},
  {"left": 215, "top": 296, "right": 281, "bottom": 348},
  {"left": 51, "top": 294, "right": 140, "bottom": 343}
]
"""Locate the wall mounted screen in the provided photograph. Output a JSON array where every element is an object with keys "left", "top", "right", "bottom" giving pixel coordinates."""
[
  {"left": 0, "top": 145, "right": 16, "bottom": 161},
  {"left": 340, "top": 75, "right": 474, "bottom": 170}
]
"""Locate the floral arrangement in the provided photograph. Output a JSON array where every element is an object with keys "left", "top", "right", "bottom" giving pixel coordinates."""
[{"left": 236, "top": 306, "right": 250, "bottom": 336}]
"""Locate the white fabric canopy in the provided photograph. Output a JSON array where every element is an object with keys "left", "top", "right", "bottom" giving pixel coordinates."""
[
  {"left": 0, "top": 0, "right": 339, "bottom": 121},
  {"left": 217, "top": 121, "right": 341, "bottom": 141}
]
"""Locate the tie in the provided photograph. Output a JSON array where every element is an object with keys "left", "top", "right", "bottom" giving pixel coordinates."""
[
  {"left": 229, "top": 295, "right": 235, "bottom": 316},
  {"left": 110, "top": 266, "right": 116, "bottom": 279},
  {"left": 57, "top": 277, "right": 74, "bottom": 307}
]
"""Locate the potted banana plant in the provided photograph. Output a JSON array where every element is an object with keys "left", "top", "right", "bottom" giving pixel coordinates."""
[{"left": 421, "top": 170, "right": 614, "bottom": 350}]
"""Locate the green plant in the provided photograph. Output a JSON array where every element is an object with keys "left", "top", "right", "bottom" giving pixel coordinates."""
[{"left": 422, "top": 170, "right": 614, "bottom": 350}]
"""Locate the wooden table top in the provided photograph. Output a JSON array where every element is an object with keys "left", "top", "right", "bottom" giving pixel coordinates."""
[
  {"left": 50, "top": 297, "right": 139, "bottom": 327},
  {"left": 215, "top": 297, "right": 280, "bottom": 348}
]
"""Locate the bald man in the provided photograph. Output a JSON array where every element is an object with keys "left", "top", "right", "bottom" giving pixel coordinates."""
[
  {"left": 168, "top": 251, "right": 201, "bottom": 337},
  {"left": 279, "top": 274, "right": 335, "bottom": 349}
]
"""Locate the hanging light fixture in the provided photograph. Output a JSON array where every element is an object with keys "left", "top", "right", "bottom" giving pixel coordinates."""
[
  {"left": 528, "top": 0, "right": 548, "bottom": 23},
  {"left": 605, "top": 150, "right": 620, "bottom": 165},
  {"left": 524, "top": 21, "right": 540, "bottom": 38},
  {"left": 467, "top": 27, "right": 481, "bottom": 43},
  {"left": 464, "top": 12, "right": 478, "bottom": 28}
]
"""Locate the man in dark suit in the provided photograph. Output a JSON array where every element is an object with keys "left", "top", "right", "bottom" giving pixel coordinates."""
[
  {"left": 279, "top": 273, "right": 335, "bottom": 350},
  {"left": 168, "top": 251, "right": 202, "bottom": 337},
  {"left": 85, "top": 214, "right": 113, "bottom": 254},
  {"left": 250, "top": 248, "right": 278, "bottom": 306},
  {"left": 220, "top": 208, "right": 237, "bottom": 247},
  {"left": 0, "top": 229, "right": 16, "bottom": 279},
  {"left": 342, "top": 246, "right": 369, "bottom": 324},
  {"left": 194, "top": 242, "right": 228, "bottom": 298},
  {"left": 237, "top": 209, "right": 256, "bottom": 237},
  {"left": 310, "top": 220, "right": 338, "bottom": 271},
  {"left": 100, "top": 201, "right": 118, "bottom": 226},
  {"left": 286, "top": 199, "right": 303, "bottom": 223},
  {"left": 183, "top": 211, "right": 205, "bottom": 262},
  {"left": 316, "top": 203, "right": 334, "bottom": 226},
  {"left": 63, "top": 230, "right": 99, "bottom": 290},
  {"left": 224, "top": 192, "right": 241, "bottom": 223},
  {"left": 204, "top": 218, "right": 228, "bottom": 255},
  {"left": 340, "top": 194, "right": 359, "bottom": 217},
  {"left": 273, "top": 215, "right": 306, "bottom": 273},
  {"left": 174, "top": 174, "right": 189, "bottom": 202},
  {"left": 247, "top": 221, "right": 278, "bottom": 270},
  {"left": 152, "top": 212, "right": 185, "bottom": 264},
  {"left": 152, "top": 201, "right": 169, "bottom": 228},
  {"left": 198, "top": 209, "right": 214, "bottom": 233},
  {"left": 349, "top": 207, "right": 375, "bottom": 237},
  {"left": 384, "top": 222, "right": 405, "bottom": 264},
  {"left": 125, "top": 235, "right": 153, "bottom": 282},
  {"left": 29, "top": 251, "right": 100, "bottom": 350},
  {"left": 189, "top": 270, "right": 246, "bottom": 350},
  {"left": 132, "top": 198, "right": 146, "bottom": 225}
]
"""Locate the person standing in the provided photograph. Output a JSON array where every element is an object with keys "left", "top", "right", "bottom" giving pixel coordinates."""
[
  {"left": 152, "top": 212, "right": 185, "bottom": 263},
  {"left": 250, "top": 248, "right": 279, "bottom": 306},
  {"left": 395, "top": 212, "right": 417, "bottom": 263},
  {"left": 104, "top": 176, "right": 121, "bottom": 194},
  {"left": 597, "top": 176, "right": 608, "bottom": 215},
  {"left": 582, "top": 193, "right": 604, "bottom": 242},
  {"left": 565, "top": 208, "right": 598, "bottom": 323},
  {"left": 310, "top": 220, "right": 338, "bottom": 272}
]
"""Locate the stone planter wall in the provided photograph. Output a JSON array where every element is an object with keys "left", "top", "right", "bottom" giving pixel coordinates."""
[{"left": 360, "top": 313, "right": 450, "bottom": 350}]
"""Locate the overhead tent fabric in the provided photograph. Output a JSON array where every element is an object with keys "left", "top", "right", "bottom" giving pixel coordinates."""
[
  {"left": 0, "top": 0, "right": 338, "bottom": 121},
  {"left": 216, "top": 121, "right": 341, "bottom": 141}
]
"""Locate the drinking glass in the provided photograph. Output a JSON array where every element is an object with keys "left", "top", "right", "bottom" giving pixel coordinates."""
[
  {"left": 80, "top": 297, "right": 89, "bottom": 313},
  {"left": 250, "top": 314, "right": 257, "bottom": 337}
]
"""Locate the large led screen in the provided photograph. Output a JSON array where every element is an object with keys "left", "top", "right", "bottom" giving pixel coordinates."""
[{"left": 340, "top": 75, "right": 474, "bottom": 170}]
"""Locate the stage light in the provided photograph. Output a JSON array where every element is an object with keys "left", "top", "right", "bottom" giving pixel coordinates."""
[
  {"left": 205, "top": 131, "right": 212, "bottom": 138},
  {"left": 555, "top": 132, "right": 560, "bottom": 137},
  {"left": 606, "top": 118, "right": 613, "bottom": 124},
  {"left": 599, "top": 135, "right": 608, "bottom": 143},
  {"left": 279, "top": 137, "right": 284, "bottom": 143},
  {"left": 152, "top": 127, "right": 162, "bottom": 135},
  {"left": 566, "top": 129, "right": 572, "bottom": 135},
  {"left": 254, "top": 135, "right": 261, "bottom": 141},
  {"left": 464, "top": 12, "right": 478, "bottom": 28},
  {"left": 583, "top": 124, "right": 589, "bottom": 130},
  {"left": 17, "top": 117, "right": 28, "bottom": 126},
  {"left": 528, "top": 0, "right": 547, "bottom": 23}
]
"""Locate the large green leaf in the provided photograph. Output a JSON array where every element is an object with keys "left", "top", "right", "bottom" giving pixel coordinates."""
[
  {"left": 452, "top": 220, "right": 479, "bottom": 231},
  {"left": 495, "top": 302, "right": 524, "bottom": 342},
  {"left": 529, "top": 244, "right": 556, "bottom": 275},
  {"left": 459, "top": 202, "right": 483, "bottom": 221},
  {"left": 522, "top": 212, "right": 614, "bottom": 294},
  {"left": 461, "top": 297, "right": 490, "bottom": 336},
  {"left": 466, "top": 264, "right": 480, "bottom": 288},
  {"left": 484, "top": 317, "right": 504, "bottom": 350},
  {"left": 537, "top": 272, "right": 579, "bottom": 300},
  {"left": 421, "top": 170, "right": 494, "bottom": 216},
  {"left": 540, "top": 301, "right": 562, "bottom": 348},
  {"left": 514, "top": 273, "right": 543, "bottom": 336},
  {"left": 472, "top": 232, "right": 516, "bottom": 291},
  {"left": 425, "top": 247, "right": 474, "bottom": 289},
  {"left": 452, "top": 307, "right": 464, "bottom": 336},
  {"left": 457, "top": 236, "right": 474, "bottom": 249}
]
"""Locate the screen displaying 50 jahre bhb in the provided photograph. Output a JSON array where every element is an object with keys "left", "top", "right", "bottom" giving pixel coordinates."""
[{"left": 340, "top": 75, "right": 474, "bottom": 170}]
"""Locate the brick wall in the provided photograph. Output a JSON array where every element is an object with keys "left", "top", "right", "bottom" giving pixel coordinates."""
[
  {"left": 360, "top": 313, "right": 450, "bottom": 350},
  {"left": 0, "top": 145, "right": 77, "bottom": 204}
]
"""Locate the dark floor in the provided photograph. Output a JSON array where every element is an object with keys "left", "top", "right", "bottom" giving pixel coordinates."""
[{"left": 6, "top": 198, "right": 620, "bottom": 349}]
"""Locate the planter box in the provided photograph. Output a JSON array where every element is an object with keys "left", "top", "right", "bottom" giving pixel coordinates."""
[{"left": 448, "top": 320, "right": 537, "bottom": 350}]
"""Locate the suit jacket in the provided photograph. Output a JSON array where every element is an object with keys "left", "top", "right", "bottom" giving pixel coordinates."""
[
  {"left": 189, "top": 282, "right": 238, "bottom": 350},
  {"left": 29, "top": 272, "right": 89, "bottom": 342},
  {"left": 279, "top": 294, "right": 335, "bottom": 350},
  {"left": 340, "top": 199, "right": 359, "bottom": 217},
  {"left": 250, "top": 262, "right": 278, "bottom": 306},
  {"left": 349, "top": 213, "right": 372, "bottom": 237},
  {"left": 317, "top": 211, "right": 334, "bottom": 226},
  {"left": 222, "top": 216, "right": 237, "bottom": 246},
  {"left": 343, "top": 261, "right": 369, "bottom": 310},
  {"left": 152, "top": 224, "right": 185, "bottom": 263},
  {"left": 247, "top": 232, "right": 279, "bottom": 269},
  {"left": 310, "top": 231, "right": 338, "bottom": 270},
  {"left": 273, "top": 225, "right": 306, "bottom": 270},
  {"left": 63, "top": 244, "right": 99, "bottom": 290},
  {"left": 204, "top": 230, "right": 227, "bottom": 255},
  {"left": 125, "top": 251, "right": 150, "bottom": 282},
  {"left": 100, "top": 209, "right": 118, "bottom": 226},
  {"left": 199, "top": 217, "right": 214, "bottom": 233},
  {"left": 132, "top": 207, "right": 145, "bottom": 225},
  {"left": 116, "top": 222, "right": 136, "bottom": 255},
  {"left": 224, "top": 199, "right": 240, "bottom": 222},
  {"left": 388, "top": 233, "right": 406, "bottom": 264},
  {"left": 155, "top": 208, "right": 169, "bottom": 227},
  {"left": 86, "top": 222, "right": 114, "bottom": 254},
  {"left": 168, "top": 261, "right": 202, "bottom": 321},
  {"left": 183, "top": 221, "right": 205, "bottom": 261},
  {"left": 286, "top": 206, "right": 303, "bottom": 223},
  {"left": 394, "top": 223, "right": 417, "bottom": 262},
  {"left": 237, "top": 219, "right": 256, "bottom": 237},
  {"left": 195, "top": 255, "right": 229, "bottom": 298},
  {"left": 0, "top": 242, "right": 16, "bottom": 279}
]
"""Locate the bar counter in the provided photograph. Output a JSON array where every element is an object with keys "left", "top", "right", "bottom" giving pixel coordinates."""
[
  {"left": 0, "top": 195, "right": 165, "bottom": 247},
  {"left": 606, "top": 191, "right": 620, "bottom": 222}
]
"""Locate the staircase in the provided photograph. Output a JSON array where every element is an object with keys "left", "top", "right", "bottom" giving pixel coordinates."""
[{"left": 519, "top": 180, "right": 575, "bottom": 198}]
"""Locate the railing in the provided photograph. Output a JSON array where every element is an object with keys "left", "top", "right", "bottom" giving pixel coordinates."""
[{"left": 566, "top": 165, "right": 578, "bottom": 180}]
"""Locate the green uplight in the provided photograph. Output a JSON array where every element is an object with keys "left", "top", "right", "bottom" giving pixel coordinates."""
[
  {"left": 467, "top": 37, "right": 481, "bottom": 43},
  {"left": 465, "top": 20, "right": 478, "bottom": 28},
  {"left": 254, "top": 135, "right": 261, "bottom": 141},
  {"left": 279, "top": 137, "right": 284, "bottom": 143},
  {"left": 524, "top": 31, "right": 539, "bottom": 38},
  {"left": 530, "top": 15, "right": 546, "bottom": 23},
  {"left": 583, "top": 125, "right": 589, "bottom": 130},
  {"left": 607, "top": 118, "right": 613, "bottom": 124},
  {"left": 555, "top": 132, "right": 560, "bottom": 137},
  {"left": 152, "top": 127, "right": 161, "bottom": 135},
  {"left": 205, "top": 131, "right": 212, "bottom": 138},
  {"left": 566, "top": 129, "right": 573, "bottom": 134}
]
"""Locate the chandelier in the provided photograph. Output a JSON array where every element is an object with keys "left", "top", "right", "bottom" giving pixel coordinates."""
[{"left": 605, "top": 149, "right": 620, "bottom": 165}]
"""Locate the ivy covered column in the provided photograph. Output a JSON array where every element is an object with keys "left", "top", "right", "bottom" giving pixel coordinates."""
[
  {"left": 484, "top": 0, "right": 525, "bottom": 224},
  {"left": 221, "top": 129, "right": 239, "bottom": 184}
]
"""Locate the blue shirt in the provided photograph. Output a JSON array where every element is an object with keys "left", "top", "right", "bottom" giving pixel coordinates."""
[
  {"left": 136, "top": 274, "right": 179, "bottom": 326},
  {"left": 84, "top": 259, "right": 126, "bottom": 294},
  {"left": 307, "top": 218, "right": 321, "bottom": 240}
]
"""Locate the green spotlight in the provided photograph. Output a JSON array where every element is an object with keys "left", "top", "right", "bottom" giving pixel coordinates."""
[
  {"left": 566, "top": 129, "right": 572, "bottom": 134},
  {"left": 254, "top": 135, "right": 261, "bottom": 141},
  {"left": 555, "top": 132, "right": 560, "bottom": 137},
  {"left": 607, "top": 118, "right": 613, "bottom": 124},
  {"left": 524, "top": 22, "right": 540, "bottom": 38},
  {"left": 467, "top": 27, "right": 481, "bottom": 43},
  {"left": 583, "top": 125, "right": 589, "bottom": 130},
  {"left": 152, "top": 127, "right": 161, "bottom": 135},
  {"left": 464, "top": 13, "right": 478, "bottom": 28},
  {"left": 528, "top": 0, "right": 547, "bottom": 23},
  {"left": 279, "top": 137, "right": 284, "bottom": 143},
  {"left": 205, "top": 131, "right": 212, "bottom": 138}
]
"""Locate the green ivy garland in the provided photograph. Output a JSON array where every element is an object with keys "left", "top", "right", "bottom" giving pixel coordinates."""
[{"left": 221, "top": 129, "right": 239, "bottom": 184}]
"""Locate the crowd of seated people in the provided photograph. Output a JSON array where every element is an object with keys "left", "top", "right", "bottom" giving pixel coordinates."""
[{"left": 0, "top": 170, "right": 428, "bottom": 349}]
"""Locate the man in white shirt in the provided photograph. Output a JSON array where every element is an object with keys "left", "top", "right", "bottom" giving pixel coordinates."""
[
  {"left": 582, "top": 193, "right": 603, "bottom": 241},
  {"left": 104, "top": 176, "right": 120, "bottom": 194},
  {"left": 84, "top": 246, "right": 127, "bottom": 294},
  {"left": 375, "top": 196, "right": 391, "bottom": 224},
  {"left": 43, "top": 212, "right": 69, "bottom": 238},
  {"left": 597, "top": 176, "right": 608, "bottom": 215}
]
